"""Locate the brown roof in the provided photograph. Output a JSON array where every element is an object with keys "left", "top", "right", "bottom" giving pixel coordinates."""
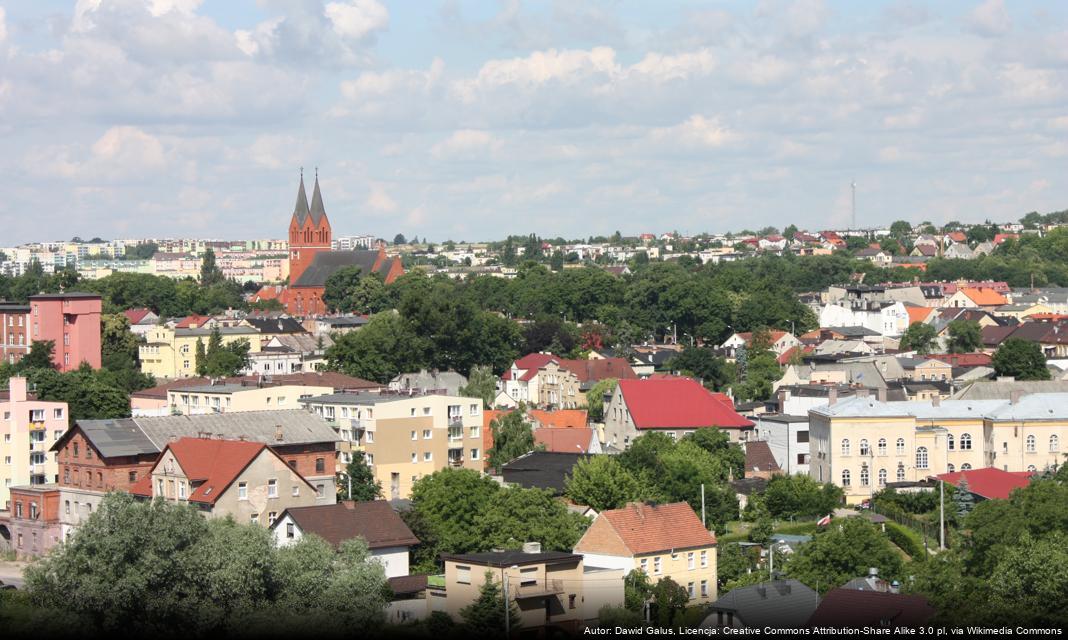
[
  {"left": 744, "top": 441, "right": 781, "bottom": 475},
  {"left": 276, "top": 500, "right": 420, "bottom": 549},
  {"left": 533, "top": 427, "right": 594, "bottom": 453},
  {"left": 591, "top": 501, "right": 716, "bottom": 555},
  {"left": 388, "top": 574, "right": 429, "bottom": 596},
  {"left": 556, "top": 357, "right": 637, "bottom": 383},
  {"left": 527, "top": 409, "right": 588, "bottom": 429},
  {"left": 807, "top": 589, "right": 936, "bottom": 626}
]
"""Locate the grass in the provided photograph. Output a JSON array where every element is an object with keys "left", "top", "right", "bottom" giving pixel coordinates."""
[{"left": 717, "top": 518, "right": 819, "bottom": 544}]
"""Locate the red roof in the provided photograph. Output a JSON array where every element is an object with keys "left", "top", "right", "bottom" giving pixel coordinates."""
[
  {"left": 534, "top": 427, "right": 595, "bottom": 453},
  {"left": 808, "top": 589, "right": 935, "bottom": 626},
  {"left": 923, "top": 353, "right": 992, "bottom": 367},
  {"left": 527, "top": 409, "right": 588, "bottom": 429},
  {"left": 123, "top": 308, "right": 154, "bottom": 324},
  {"left": 557, "top": 357, "right": 636, "bottom": 383},
  {"left": 500, "top": 353, "right": 557, "bottom": 382},
  {"left": 175, "top": 314, "right": 211, "bottom": 329},
  {"left": 618, "top": 378, "right": 753, "bottom": 429},
  {"left": 594, "top": 502, "right": 716, "bottom": 554},
  {"left": 936, "top": 467, "right": 1033, "bottom": 500}
]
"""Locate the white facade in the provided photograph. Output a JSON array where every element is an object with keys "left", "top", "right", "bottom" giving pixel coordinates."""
[
  {"left": 819, "top": 301, "right": 908, "bottom": 337},
  {"left": 754, "top": 416, "right": 811, "bottom": 476},
  {"left": 272, "top": 512, "right": 411, "bottom": 578}
]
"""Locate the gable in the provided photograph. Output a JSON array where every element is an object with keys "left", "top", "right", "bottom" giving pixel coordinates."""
[{"left": 573, "top": 512, "right": 633, "bottom": 557}]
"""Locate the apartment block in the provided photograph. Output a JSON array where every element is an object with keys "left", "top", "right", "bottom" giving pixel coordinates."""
[
  {"left": 0, "top": 303, "right": 30, "bottom": 365},
  {"left": 28, "top": 293, "right": 102, "bottom": 371},
  {"left": 0, "top": 378, "right": 68, "bottom": 508},
  {"left": 139, "top": 325, "right": 261, "bottom": 379},
  {"left": 167, "top": 383, "right": 334, "bottom": 415}
]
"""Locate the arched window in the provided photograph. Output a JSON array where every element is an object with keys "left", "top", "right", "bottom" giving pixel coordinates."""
[
  {"left": 1051, "top": 435, "right": 1060, "bottom": 452},
  {"left": 877, "top": 438, "right": 887, "bottom": 456},
  {"left": 860, "top": 465, "right": 870, "bottom": 487},
  {"left": 841, "top": 469, "right": 851, "bottom": 486},
  {"left": 1026, "top": 435, "right": 1036, "bottom": 453},
  {"left": 947, "top": 463, "right": 955, "bottom": 473},
  {"left": 841, "top": 439, "right": 851, "bottom": 456},
  {"left": 947, "top": 434, "right": 954, "bottom": 450},
  {"left": 878, "top": 468, "right": 887, "bottom": 487},
  {"left": 896, "top": 463, "right": 906, "bottom": 482},
  {"left": 961, "top": 463, "right": 972, "bottom": 471},
  {"left": 916, "top": 447, "right": 929, "bottom": 469},
  {"left": 859, "top": 439, "right": 870, "bottom": 456},
  {"left": 896, "top": 438, "right": 905, "bottom": 454},
  {"left": 960, "top": 433, "right": 972, "bottom": 450}
]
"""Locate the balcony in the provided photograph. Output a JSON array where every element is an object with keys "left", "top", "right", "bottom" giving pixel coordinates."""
[
  {"left": 350, "top": 418, "right": 373, "bottom": 431},
  {"left": 510, "top": 579, "right": 564, "bottom": 599},
  {"left": 447, "top": 415, "right": 463, "bottom": 427}
]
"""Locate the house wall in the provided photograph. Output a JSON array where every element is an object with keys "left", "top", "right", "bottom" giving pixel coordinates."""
[
  {"left": 0, "top": 306, "right": 30, "bottom": 366},
  {"left": 1, "top": 383, "right": 68, "bottom": 508},
  {"left": 755, "top": 418, "right": 810, "bottom": 476},
  {"left": 30, "top": 295, "right": 102, "bottom": 371},
  {"left": 167, "top": 384, "right": 332, "bottom": 414},
  {"left": 581, "top": 568, "right": 625, "bottom": 622},
  {"left": 443, "top": 559, "right": 585, "bottom": 632},
  {"left": 56, "top": 429, "right": 155, "bottom": 495}
]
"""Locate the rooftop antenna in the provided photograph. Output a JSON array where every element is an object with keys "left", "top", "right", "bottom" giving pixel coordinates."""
[{"left": 851, "top": 180, "right": 857, "bottom": 231}]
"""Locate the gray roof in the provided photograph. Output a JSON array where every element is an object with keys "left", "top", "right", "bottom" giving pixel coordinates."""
[
  {"left": 292, "top": 250, "right": 388, "bottom": 288},
  {"left": 810, "top": 395, "right": 1006, "bottom": 419},
  {"left": 984, "top": 393, "right": 1068, "bottom": 421},
  {"left": 292, "top": 175, "right": 311, "bottom": 225},
  {"left": 301, "top": 391, "right": 395, "bottom": 406},
  {"left": 390, "top": 370, "right": 468, "bottom": 395},
  {"left": 175, "top": 326, "right": 258, "bottom": 337},
  {"left": 308, "top": 176, "right": 328, "bottom": 225},
  {"left": 951, "top": 379, "right": 1068, "bottom": 400},
  {"left": 134, "top": 410, "right": 339, "bottom": 448},
  {"left": 757, "top": 414, "right": 810, "bottom": 423},
  {"left": 703, "top": 580, "right": 819, "bottom": 629},
  {"left": 63, "top": 418, "right": 158, "bottom": 457}
]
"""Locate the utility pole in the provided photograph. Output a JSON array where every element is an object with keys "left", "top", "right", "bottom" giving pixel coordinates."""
[
  {"left": 503, "top": 570, "right": 510, "bottom": 637},
  {"left": 701, "top": 484, "right": 706, "bottom": 527},
  {"left": 851, "top": 181, "right": 857, "bottom": 230},
  {"left": 939, "top": 476, "right": 945, "bottom": 551}
]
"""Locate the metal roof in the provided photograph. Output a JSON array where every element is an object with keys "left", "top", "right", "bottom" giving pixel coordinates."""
[{"left": 134, "top": 410, "right": 339, "bottom": 448}]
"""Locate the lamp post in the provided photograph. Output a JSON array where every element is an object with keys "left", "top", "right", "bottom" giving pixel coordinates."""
[
  {"left": 504, "top": 564, "right": 518, "bottom": 637},
  {"left": 337, "top": 471, "right": 351, "bottom": 500}
]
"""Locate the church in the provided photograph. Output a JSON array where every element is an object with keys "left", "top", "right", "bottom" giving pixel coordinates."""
[{"left": 254, "top": 172, "right": 404, "bottom": 316}]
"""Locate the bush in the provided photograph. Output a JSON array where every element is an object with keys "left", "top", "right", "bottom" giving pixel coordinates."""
[{"left": 884, "top": 521, "right": 927, "bottom": 561}]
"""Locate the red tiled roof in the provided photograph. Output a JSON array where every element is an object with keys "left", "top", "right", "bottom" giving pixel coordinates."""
[
  {"left": 924, "top": 353, "right": 992, "bottom": 367},
  {"left": 175, "top": 314, "right": 211, "bottom": 329},
  {"left": 960, "top": 287, "right": 1007, "bottom": 306},
  {"left": 619, "top": 378, "right": 753, "bottom": 429},
  {"left": 597, "top": 502, "right": 716, "bottom": 554},
  {"left": 527, "top": 409, "right": 588, "bottom": 429},
  {"left": 534, "top": 427, "right": 594, "bottom": 453},
  {"left": 557, "top": 357, "right": 636, "bottom": 383},
  {"left": 936, "top": 467, "right": 1032, "bottom": 500},
  {"left": 279, "top": 501, "right": 420, "bottom": 549},
  {"left": 123, "top": 308, "right": 154, "bottom": 324},
  {"left": 500, "top": 353, "right": 557, "bottom": 381},
  {"left": 808, "top": 589, "right": 935, "bottom": 626},
  {"left": 906, "top": 307, "right": 935, "bottom": 326}
]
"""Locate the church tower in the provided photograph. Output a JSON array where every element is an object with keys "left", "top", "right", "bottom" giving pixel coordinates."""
[{"left": 288, "top": 170, "right": 332, "bottom": 285}]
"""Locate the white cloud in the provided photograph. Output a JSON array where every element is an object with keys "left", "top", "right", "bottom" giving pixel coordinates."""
[
  {"left": 91, "top": 126, "right": 167, "bottom": 170},
  {"left": 366, "top": 183, "right": 397, "bottom": 212},
  {"left": 649, "top": 115, "right": 734, "bottom": 149},
  {"left": 430, "top": 129, "right": 501, "bottom": 158},
  {"left": 324, "top": 0, "right": 388, "bottom": 41},
  {"left": 967, "top": 0, "right": 1011, "bottom": 38}
]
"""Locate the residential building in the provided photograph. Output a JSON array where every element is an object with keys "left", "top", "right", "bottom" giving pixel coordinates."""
[
  {"left": 122, "top": 308, "right": 159, "bottom": 337},
  {"left": 603, "top": 378, "right": 754, "bottom": 450},
  {"left": 498, "top": 353, "right": 636, "bottom": 409},
  {"left": 809, "top": 392, "right": 1068, "bottom": 503},
  {"left": 945, "top": 286, "right": 1008, "bottom": 310},
  {"left": 574, "top": 501, "right": 718, "bottom": 603},
  {"left": 131, "top": 437, "right": 324, "bottom": 523},
  {"left": 300, "top": 391, "right": 484, "bottom": 500},
  {"left": 720, "top": 331, "right": 801, "bottom": 358},
  {"left": 438, "top": 548, "right": 594, "bottom": 634},
  {"left": 743, "top": 440, "right": 782, "bottom": 479},
  {"left": 53, "top": 410, "right": 340, "bottom": 499},
  {"left": 935, "top": 466, "right": 1033, "bottom": 501},
  {"left": 0, "top": 378, "right": 68, "bottom": 508},
  {"left": 0, "top": 303, "right": 30, "bottom": 365},
  {"left": 167, "top": 383, "right": 334, "bottom": 415},
  {"left": 753, "top": 414, "right": 811, "bottom": 475},
  {"left": 271, "top": 500, "right": 419, "bottom": 578},
  {"left": 807, "top": 589, "right": 935, "bottom": 626},
  {"left": 139, "top": 324, "right": 262, "bottom": 379},
  {"left": 702, "top": 580, "right": 818, "bottom": 629},
  {"left": 26, "top": 293, "right": 103, "bottom": 371},
  {"left": 389, "top": 370, "right": 468, "bottom": 397}
]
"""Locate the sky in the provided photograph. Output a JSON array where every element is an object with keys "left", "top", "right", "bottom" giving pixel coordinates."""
[{"left": 0, "top": 0, "right": 1066, "bottom": 244}]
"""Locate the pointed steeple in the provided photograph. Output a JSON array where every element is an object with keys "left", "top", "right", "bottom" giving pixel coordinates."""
[
  {"left": 309, "top": 168, "right": 327, "bottom": 225},
  {"left": 293, "top": 169, "right": 310, "bottom": 224}
]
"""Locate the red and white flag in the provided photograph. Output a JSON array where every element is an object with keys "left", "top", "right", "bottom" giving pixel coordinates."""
[{"left": 816, "top": 514, "right": 832, "bottom": 527}]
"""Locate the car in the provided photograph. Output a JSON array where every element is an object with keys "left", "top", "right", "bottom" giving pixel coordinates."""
[{"left": 858, "top": 499, "right": 872, "bottom": 510}]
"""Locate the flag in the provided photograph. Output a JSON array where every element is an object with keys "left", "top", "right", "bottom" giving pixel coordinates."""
[{"left": 816, "top": 514, "right": 832, "bottom": 527}]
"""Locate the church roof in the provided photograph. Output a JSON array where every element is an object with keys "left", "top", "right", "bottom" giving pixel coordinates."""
[
  {"left": 292, "top": 250, "right": 387, "bottom": 287},
  {"left": 308, "top": 175, "right": 328, "bottom": 225},
  {"left": 292, "top": 174, "right": 311, "bottom": 225}
]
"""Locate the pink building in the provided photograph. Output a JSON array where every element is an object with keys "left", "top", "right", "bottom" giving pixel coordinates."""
[
  {"left": 28, "top": 293, "right": 102, "bottom": 371},
  {"left": 0, "top": 377, "right": 69, "bottom": 509}
]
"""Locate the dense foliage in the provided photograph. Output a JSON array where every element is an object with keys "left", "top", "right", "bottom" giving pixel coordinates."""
[
  {"left": 785, "top": 517, "right": 904, "bottom": 593},
  {"left": 992, "top": 337, "right": 1051, "bottom": 380}
]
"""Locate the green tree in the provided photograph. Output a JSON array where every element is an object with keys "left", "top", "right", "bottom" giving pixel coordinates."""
[
  {"left": 651, "top": 577, "right": 689, "bottom": 626},
  {"left": 623, "top": 568, "right": 653, "bottom": 612},
  {"left": 326, "top": 312, "right": 427, "bottom": 383},
  {"left": 762, "top": 474, "right": 843, "bottom": 519},
  {"left": 953, "top": 477, "right": 976, "bottom": 519},
  {"left": 565, "top": 455, "right": 645, "bottom": 511},
  {"left": 550, "top": 250, "right": 564, "bottom": 272},
  {"left": 899, "top": 322, "right": 937, "bottom": 355},
  {"left": 992, "top": 337, "right": 1051, "bottom": 380},
  {"left": 476, "top": 486, "right": 590, "bottom": 552},
  {"left": 338, "top": 450, "right": 381, "bottom": 501},
  {"left": 717, "top": 543, "right": 755, "bottom": 587},
  {"left": 889, "top": 220, "right": 913, "bottom": 238},
  {"left": 405, "top": 468, "right": 502, "bottom": 570},
  {"left": 946, "top": 319, "right": 982, "bottom": 354},
  {"left": 460, "top": 571, "right": 521, "bottom": 638},
  {"left": 585, "top": 377, "right": 617, "bottom": 423},
  {"left": 20, "top": 340, "right": 56, "bottom": 370},
  {"left": 988, "top": 532, "right": 1068, "bottom": 626},
  {"left": 460, "top": 364, "right": 497, "bottom": 409},
  {"left": 786, "top": 517, "right": 903, "bottom": 593},
  {"left": 393, "top": 233, "right": 407, "bottom": 245},
  {"left": 199, "top": 248, "right": 224, "bottom": 286},
  {"left": 487, "top": 411, "right": 536, "bottom": 473},
  {"left": 683, "top": 428, "right": 745, "bottom": 480},
  {"left": 667, "top": 347, "right": 734, "bottom": 391}
]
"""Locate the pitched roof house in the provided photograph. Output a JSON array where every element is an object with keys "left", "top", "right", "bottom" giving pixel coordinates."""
[
  {"left": 935, "top": 467, "right": 1033, "bottom": 500},
  {"left": 807, "top": 589, "right": 936, "bottom": 626},
  {"left": 702, "top": 580, "right": 818, "bottom": 629}
]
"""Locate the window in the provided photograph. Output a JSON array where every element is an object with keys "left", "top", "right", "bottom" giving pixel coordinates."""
[
  {"left": 65, "top": 500, "right": 70, "bottom": 514},
  {"left": 423, "top": 429, "right": 432, "bottom": 440},
  {"left": 653, "top": 557, "right": 662, "bottom": 575},
  {"left": 961, "top": 463, "right": 972, "bottom": 471},
  {"left": 128, "top": 471, "right": 137, "bottom": 483},
  {"left": 841, "top": 469, "right": 851, "bottom": 486},
  {"left": 569, "top": 594, "right": 576, "bottom": 610},
  {"left": 1027, "top": 435, "right": 1036, "bottom": 453},
  {"left": 688, "top": 582, "right": 696, "bottom": 599},
  {"left": 470, "top": 403, "right": 479, "bottom": 415},
  {"left": 157, "top": 479, "right": 164, "bottom": 495},
  {"left": 1051, "top": 435, "right": 1061, "bottom": 452},
  {"left": 877, "top": 438, "right": 886, "bottom": 455},
  {"left": 897, "top": 463, "right": 906, "bottom": 482},
  {"left": 878, "top": 468, "right": 887, "bottom": 487},
  {"left": 292, "top": 485, "right": 300, "bottom": 497},
  {"left": 947, "top": 434, "right": 954, "bottom": 450},
  {"left": 73, "top": 442, "right": 79, "bottom": 457},
  {"left": 860, "top": 465, "right": 870, "bottom": 487},
  {"left": 268, "top": 479, "right": 277, "bottom": 498},
  {"left": 53, "top": 408, "right": 63, "bottom": 419},
  {"left": 796, "top": 430, "right": 809, "bottom": 443},
  {"left": 250, "top": 513, "right": 259, "bottom": 525},
  {"left": 470, "top": 425, "right": 480, "bottom": 438},
  {"left": 286, "top": 522, "right": 295, "bottom": 538},
  {"left": 411, "top": 453, "right": 417, "bottom": 463},
  {"left": 424, "top": 452, "right": 432, "bottom": 462},
  {"left": 640, "top": 558, "right": 649, "bottom": 574},
  {"left": 1028, "top": 465, "right": 1037, "bottom": 473},
  {"left": 947, "top": 464, "right": 955, "bottom": 473},
  {"left": 315, "top": 458, "right": 325, "bottom": 473},
  {"left": 268, "top": 512, "right": 277, "bottom": 525},
  {"left": 238, "top": 482, "right": 248, "bottom": 500},
  {"left": 701, "top": 550, "right": 708, "bottom": 567},
  {"left": 896, "top": 438, "right": 905, "bottom": 454},
  {"left": 859, "top": 439, "right": 870, "bottom": 456},
  {"left": 456, "top": 566, "right": 471, "bottom": 584},
  {"left": 960, "top": 433, "right": 972, "bottom": 451},
  {"left": 178, "top": 482, "right": 186, "bottom": 499},
  {"left": 411, "top": 431, "right": 417, "bottom": 441},
  {"left": 916, "top": 447, "right": 928, "bottom": 469},
  {"left": 316, "top": 484, "right": 324, "bottom": 497},
  {"left": 687, "top": 552, "right": 695, "bottom": 570},
  {"left": 701, "top": 580, "right": 708, "bottom": 598},
  {"left": 841, "top": 439, "right": 851, "bottom": 456},
  {"left": 471, "top": 448, "right": 480, "bottom": 460}
]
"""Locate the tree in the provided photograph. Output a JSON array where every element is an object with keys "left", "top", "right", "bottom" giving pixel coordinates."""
[
  {"left": 946, "top": 319, "right": 982, "bottom": 354},
  {"left": 20, "top": 340, "right": 56, "bottom": 370},
  {"left": 786, "top": 517, "right": 903, "bottom": 593},
  {"left": 475, "top": 486, "right": 590, "bottom": 552},
  {"left": 717, "top": 543, "right": 755, "bottom": 587},
  {"left": 197, "top": 328, "right": 250, "bottom": 378},
  {"left": 988, "top": 532, "right": 1068, "bottom": 626},
  {"left": 405, "top": 468, "right": 502, "bottom": 570},
  {"left": 393, "top": 233, "right": 407, "bottom": 245},
  {"left": 487, "top": 411, "right": 536, "bottom": 473},
  {"left": 953, "top": 477, "right": 975, "bottom": 519},
  {"left": 623, "top": 569, "right": 653, "bottom": 612},
  {"left": 762, "top": 474, "right": 843, "bottom": 519},
  {"left": 460, "top": 571, "right": 520, "bottom": 638},
  {"left": 683, "top": 428, "right": 745, "bottom": 480},
  {"left": 889, "top": 220, "right": 913, "bottom": 238},
  {"left": 338, "top": 451, "right": 381, "bottom": 501},
  {"left": 199, "top": 248, "right": 224, "bottom": 286},
  {"left": 326, "top": 312, "right": 427, "bottom": 383},
  {"left": 460, "top": 365, "right": 497, "bottom": 409},
  {"left": 651, "top": 577, "right": 689, "bottom": 626},
  {"left": 550, "top": 250, "right": 564, "bottom": 272},
  {"left": 564, "top": 455, "right": 644, "bottom": 511},
  {"left": 585, "top": 378, "right": 617, "bottom": 423},
  {"left": 992, "top": 337, "right": 1051, "bottom": 380},
  {"left": 667, "top": 347, "right": 733, "bottom": 391},
  {"left": 899, "top": 322, "right": 937, "bottom": 355}
]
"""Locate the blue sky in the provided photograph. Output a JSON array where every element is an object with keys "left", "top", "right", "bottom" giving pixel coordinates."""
[{"left": 0, "top": 0, "right": 1065, "bottom": 244}]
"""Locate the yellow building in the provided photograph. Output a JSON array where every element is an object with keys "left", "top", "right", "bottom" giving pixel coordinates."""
[
  {"left": 809, "top": 392, "right": 1068, "bottom": 504},
  {"left": 167, "top": 383, "right": 333, "bottom": 415},
  {"left": 300, "top": 391, "right": 484, "bottom": 500},
  {"left": 573, "top": 501, "right": 718, "bottom": 604},
  {"left": 139, "top": 325, "right": 261, "bottom": 379}
]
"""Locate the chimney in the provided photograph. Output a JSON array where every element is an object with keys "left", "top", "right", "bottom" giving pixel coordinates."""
[
  {"left": 522, "top": 541, "right": 542, "bottom": 554},
  {"left": 828, "top": 387, "right": 838, "bottom": 406},
  {"left": 869, "top": 567, "right": 879, "bottom": 577},
  {"left": 877, "top": 387, "right": 887, "bottom": 403},
  {"left": 7, "top": 377, "right": 27, "bottom": 403},
  {"left": 275, "top": 425, "right": 284, "bottom": 441},
  {"left": 931, "top": 396, "right": 941, "bottom": 407},
  {"left": 856, "top": 388, "right": 871, "bottom": 399},
  {"left": 1010, "top": 390, "right": 1024, "bottom": 405}
]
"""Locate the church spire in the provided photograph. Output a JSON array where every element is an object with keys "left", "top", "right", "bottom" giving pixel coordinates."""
[
  {"left": 309, "top": 168, "right": 327, "bottom": 225},
  {"left": 293, "top": 169, "right": 310, "bottom": 224}
]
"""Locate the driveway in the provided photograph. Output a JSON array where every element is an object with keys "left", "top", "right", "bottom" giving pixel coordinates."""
[{"left": 0, "top": 561, "right": 29, "bottom": 589}]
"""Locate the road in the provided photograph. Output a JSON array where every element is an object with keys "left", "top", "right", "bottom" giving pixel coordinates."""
[{"left": 0, "top": 561, "right": 28, "bottom": 589}]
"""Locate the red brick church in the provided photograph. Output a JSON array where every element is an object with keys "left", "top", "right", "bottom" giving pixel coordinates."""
[{"left": 254, "top": 172, "right": 404, "bottom": 316}]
